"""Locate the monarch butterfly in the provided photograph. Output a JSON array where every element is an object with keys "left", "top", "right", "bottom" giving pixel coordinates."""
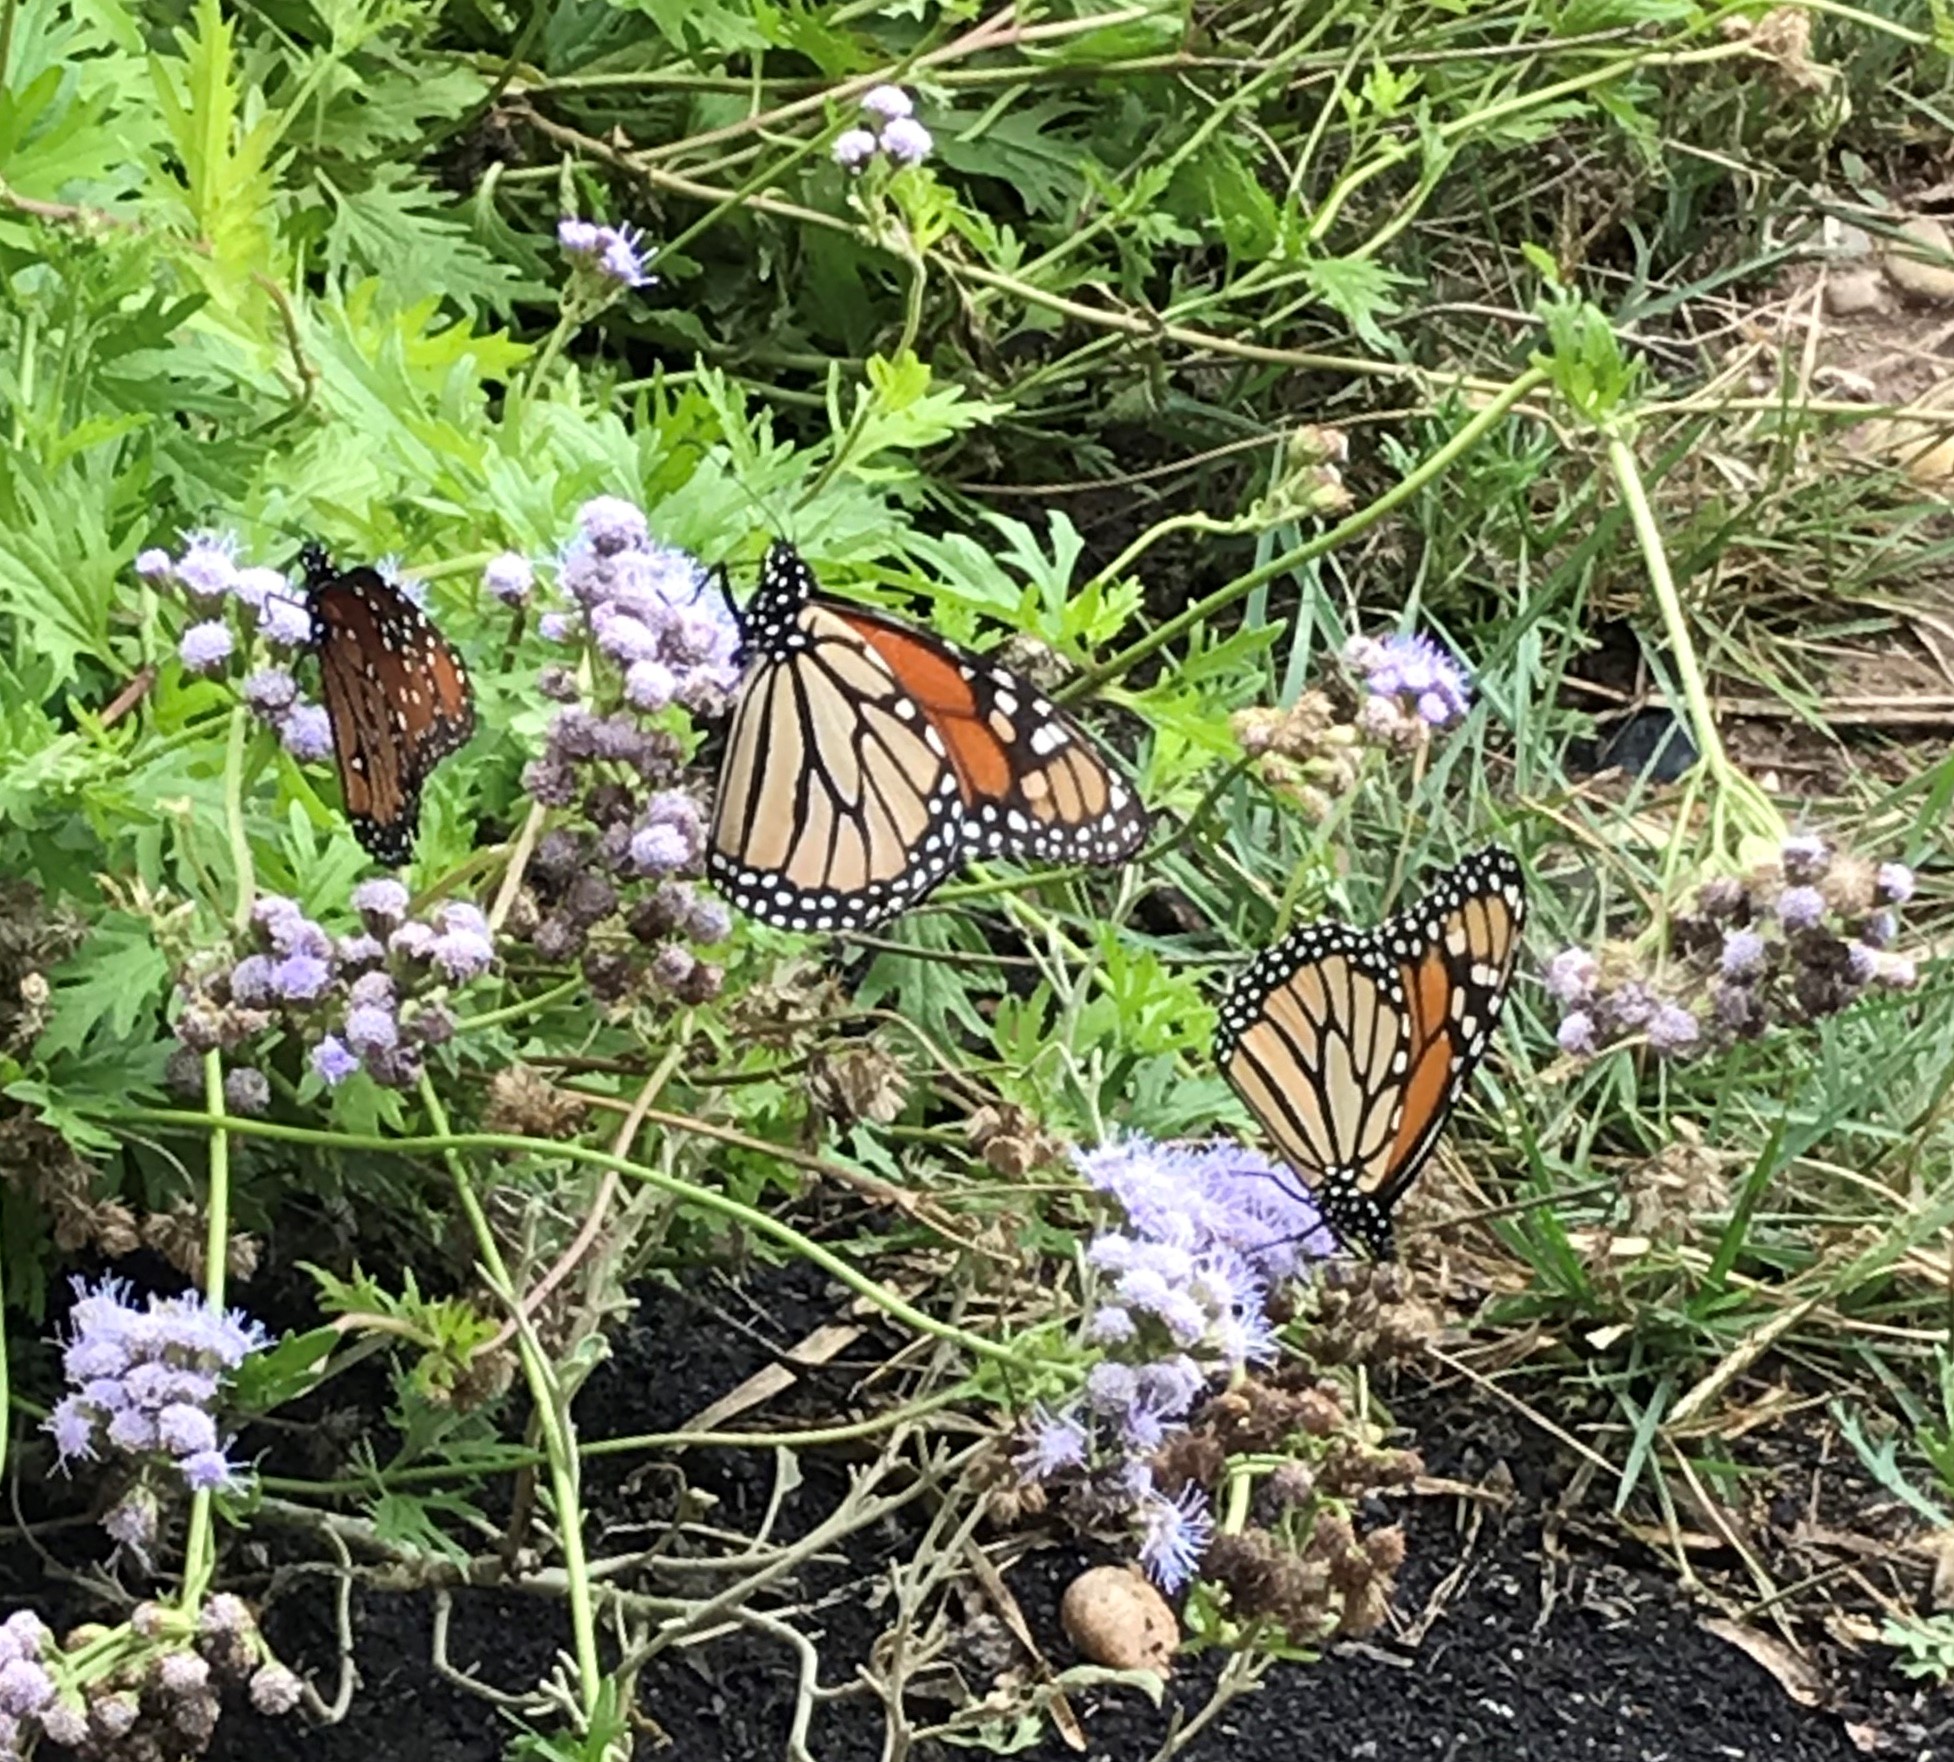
[
  {"left": 707, "top": 541, "right": 1150, "bottom": 933},
  {"left": 301, "top": 544, "right": 476, "bottom": 867},
  {"left": 1215, "top": 846, "right": 1526, "bottom": 1257}
]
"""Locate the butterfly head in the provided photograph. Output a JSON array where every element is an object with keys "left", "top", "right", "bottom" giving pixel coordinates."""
[{"left": 297, "top": 541, "right": 336, "bottom": 592}]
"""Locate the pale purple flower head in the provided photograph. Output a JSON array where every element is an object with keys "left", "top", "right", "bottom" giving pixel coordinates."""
[
  {"left": 311, "top": 1035, "right": 358, "bottom": 1087},
  {"left": 861, "top": 85, "right": 913, "bottom": 123},
  {"left": 174, "top": 532, "right": 239, "bottom": 602},
  {"left": 280, "top": 703, "right": 334, "bottom": 761},
  {"left": 624, "top": 658, "right": 677, "bottom": 712},
  {"left": 1556, "top": 1011, "right": 1597, "bottom": 1057},
  {"left": 1137, "top": 1481, "right": 1214, "bottom": 1593},
  {"left": 250, "top": 1662, "right": 304, "bottom": 1717},
  {"left": 257, "top": 593, "right": 314, "bottom": 650},
  {"left": 1876, "top": 862, "right": 1915, "bottom": 905},
  {"left": 135, "top": 547, "right": 175, "bottom": 583},
  {"left": 430, "top": 901, "right": 494, "bottom": 981},
  {"left": 1015, "top": 1405, "right": 1090, "bottom": 1482},
  {"left": 232, "top": 564, "right": 288, "bottom": 612},
  {"left": 557, "top": 216, "right": 601, "bottom": 255},
  {"left": 1543, "top": 947, "right": 1598, "bottom": 1005},
  {"left": 353, "top": 877, "right": 411, "bottom": 931},
  {"left": 269, "top": 954, "right": 332, "bottom": 1003},
  {"left": 599, "top": 224, "right": 655, "bottom": 289},
  {"left": 578, "top": 496, "right": 650, "bottom": 558},
  {"left": 1351, "top": 632, "right": 1471, "bottom": 726},
  {"left": 833, "top": 127, "right": 878, "bottom": 170},
  {"left": 1777, "top": 885, "right": 1826, "bottom": 932},
  {"left": 1719, "top": 929, "right": 1768, "bottom": 978},
  {"left": 1780, "top": 833, "right": 1829, "bottom": 882},
  {"left": 229, "top": 953, "right": 276, "bottom": 1007},
  {"left": 344, "top": 1002, "right": 399, "bottom": 1057},
  {"left": 243, "top": 667, "right": 299, "bottom": 716},
  {"left": 880, "top": 117, "right": 933, "bottom": 166},
  {"left": 0, "top": 1657, "right": 54, "bottom": 1717},
  {"left": 484, "top": 552, "right": 534, "bottom": 606},
  {"left": 1847, "top": 943, "right": 1880, "bottom": 986},
  {"left": 686, "top": 896, "right": 732, "bottom": 944},
  {"left": 1862, "top": 909, "right": 1898, "bottom": 949},
  {"left": 178, "top": 620, "right": 234, "bottom": 675},
  {"left": 180, "top": 1448, "right": 244, "bottom": 1493},
  {"left": 1646, "top": 1002, "right": 1700, "bottom": 1056}
]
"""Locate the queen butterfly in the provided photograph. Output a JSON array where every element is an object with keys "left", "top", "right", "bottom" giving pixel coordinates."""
[{"left": 301, "top": 543, "right": 476, "bottom": 866}]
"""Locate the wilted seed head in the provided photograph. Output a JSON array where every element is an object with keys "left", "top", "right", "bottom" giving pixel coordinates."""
[
  {"left": 532, "top": 914, "right": 587, "bottom": 963},
  {"left": 1820, "top": 852, "right": 1878, "bottom": 918}
]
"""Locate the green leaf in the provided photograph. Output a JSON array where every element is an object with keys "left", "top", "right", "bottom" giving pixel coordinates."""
[{"left": 36, "top": 912, "right": 170, "bottom": 1059}]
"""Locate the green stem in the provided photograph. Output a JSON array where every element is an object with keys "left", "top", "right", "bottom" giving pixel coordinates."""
[
  {"left": 1064, "top": 365, "right": 1551, "bottom": 701},
  {"left": 112, "top": 1110, "right": 1046, "bottom": 1372},
  {"left": 1602, "top": 432, "right": 1780, "bottom": 851},
  {"left": 223, "top": 706, "right": 256, "bottom": 933},
  {"left": 177, "top": 1049, "right": 233, "bottom": 1612},
  {"left": 416, "top": 1075, "right": 604, "bottom": 1716}
]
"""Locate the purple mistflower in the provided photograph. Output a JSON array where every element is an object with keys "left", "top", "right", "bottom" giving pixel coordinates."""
[
  {"left": 630, "top": 823, "right": 691, "bottom": 875},
  {"left": 1879, "top": 953, "right": 1919, "bottom": 989},
  {"left": 1646, "top": 1002, "right": 1700, "bottom": 1056},
  {"left": 257, "top": 593, "right": 314, "bottom": 650},
  {"left": 46, "top": 1396, "right": 97, "bottom": 1461},
  {"left": 0, "top": 1614, "right": 48, "bottom": 1661},
  {"left": 1087, "top": 1305, "right": 1139, "bottom": 1344},
  {"left": 1015, "top": 1405, "right": 1090, "bottom": 1482},
  {"left": 1876, "top": 862, "right": 1916, "bottom": 905},
  {"left": 1353, "top": 631, "right": 1472, "bottom": 727},
  {"left": 1847, "top": 943, "right": 1879, "bottom": 986},
  {"left": 598, "top": 223, "right": 655, "bottom": 289},
  {"left": 158, "top": 1403, "right": 219, "bottom": 1456},
  {"left": 174, "top": 532, "right": 239, "bottom": 602},
  {"left": 344, "top": 1002, "right": 398, "bottom": 1057},
  {"left": 625, "top": 658, "right": 677, "bottom": 711},
  {"left": 558, "top": 216, "right": 601, "bottom": 255},
  {"left": 577, "top": 496, "right": 650, "bottom": 558},
  {"left": 40, "top": 1702, "right": 89, "bottom": 1747},
  {"left": 311, "top": 1035, "right": 358, "bottom": 1087},
  {"left": 430, "top": 902, "right": 494, "bottom": 982},
  {"left": 538, "top": 610, "right": 577, "bottom": 644},
  {"left": 1862, "top": 910, "right": 1898, "bottom": 949},
  {"left": 223, "top": 1068, "right": 269, "bottom": 1116},
  {"left": 1776, "top": 885, "right": 1826, "bottom": 932},
  {"left": 592, "top": 605, "right": 662, "bottom": 665},
  {"left": 1604, "top": 982, "right": 1656, "bottom": 1029},
  {"left": 158, "top": 1652, "right": 212, "bottom": 1696},
  {"left": 242, "top": 667, "right": 299, "bottom": 717},
  {"left": 348, "top": 970, "right": 395, "bottom": 1007},
  {"left": 484, "top": 553, "right": 534, "bottom": 606},
  {"left": 232, "top": 564, "right": 287, "bottom": 612},
  {"left": 229, "top": 954, "right": 276, "bottom": 1007},
  {"left": 1557, "top": 1011, "right": 1598, "bottom": 1056},
  {"left": 861, "top": 85, "right": 913, "bottom": 123},
  {"left": 686, "top": 896, "right": 732, "bottom": 944},
  {"left": 0, "top": 1658, "right": 54, "bottom": 1717},
  {"left": 135, "top": 547, "right": 175, "bottom": 583},
  {"left": 1780, "top": 834, "right": 1829, "bottom": 882},
  {"left": 179, "top": 620, "right": 234, "bottom": 675},
  {"left": 833, "top": 127, "right": 878, "bottom": 170},
  {"left": 280, "top": 703, "right": 334, "bottom": 761},
  {"left": 353, "top": 877, "right": 410, "bottom": 930},
  {"left": 880, "top": 117, "right": 933, "bottom": 166},
  {"left": 1543, "top": 947, "right": 1598, "bottom": 1005},
  {"left": 269, "top": 954, "right": 332, "bottom": 1003},
  {"left": 180, "top": 1448, "right": 243, "bottom": 1494},
  {"left": 250, "top": 1663, "right": 304, "bottom": 1716},
  {"left": 1137, "top": 1481, "right": 1214, "bottom": 1593},
  {"left": 1719, "top": 929, "right": 1768, "bottom": 978}
]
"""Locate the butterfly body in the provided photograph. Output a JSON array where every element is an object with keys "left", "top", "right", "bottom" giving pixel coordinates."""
[
  {"left": 708, "top": 542, "right": 1149, "bottom": 933},
  {"left": 1216, "top": 846, "right": 1526, "bottom": 1257},
  {"left": 301, "top": 544, "right": 475, "bottom": 867}
]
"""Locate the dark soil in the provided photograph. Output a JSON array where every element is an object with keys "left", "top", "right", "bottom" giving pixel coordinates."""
[
  {"left": 130, "top": 1265, "right": 1937, "bottom": 1762},
  {"left": 6, "top": 1259, "right": 1942, "bottom": 1762}
]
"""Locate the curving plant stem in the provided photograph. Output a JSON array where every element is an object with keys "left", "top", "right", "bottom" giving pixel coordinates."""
[
  {"left": 415, "top": 1074, "right": 606, "bottom": 1720},
  {"left": 177, "top": 1048, "right": 235, "bottom": 1613}
]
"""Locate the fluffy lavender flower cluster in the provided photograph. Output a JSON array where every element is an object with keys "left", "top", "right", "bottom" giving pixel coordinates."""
[
  {"left": 496, "top": 497, "right": 739, "bottom": 1005},
  {"left": 44, "top": 1278, "right": 267, "bottom": 1513},
  {"left": 0, "top": 1611, "right": 62, "bottom": 1755},
  {"left": 1342, "top": 632, "right": 1473, "bottom": 740},
  {"left": 135, "top": 533, "right": 335, "bottom": 761},
  {"left": 557, "top": 216, "right": 656, "bottom": 290},
  {"left": 1548, "top": 835, "right": 1922, "bottom": 1063},
  {"left": 1016, "top": 1135, "right": 1335, "bottom": 1592},
  {"left": 169, "top": 885, "right": 493, "bottom": 1096},
  {"left": 833, "top": 85, "right": 933, "bottom": 171}
]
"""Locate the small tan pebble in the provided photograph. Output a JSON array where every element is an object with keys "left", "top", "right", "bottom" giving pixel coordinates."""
[
  {"left": 1884, "top": 216, "right": 1954, "bottom": 304},
  {"left": 1823, "top": 269, "right": 1884, "bottom": 315},
  {"left": 1059, "top": 1565, "right": 1178, "bottom": 1675}
]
